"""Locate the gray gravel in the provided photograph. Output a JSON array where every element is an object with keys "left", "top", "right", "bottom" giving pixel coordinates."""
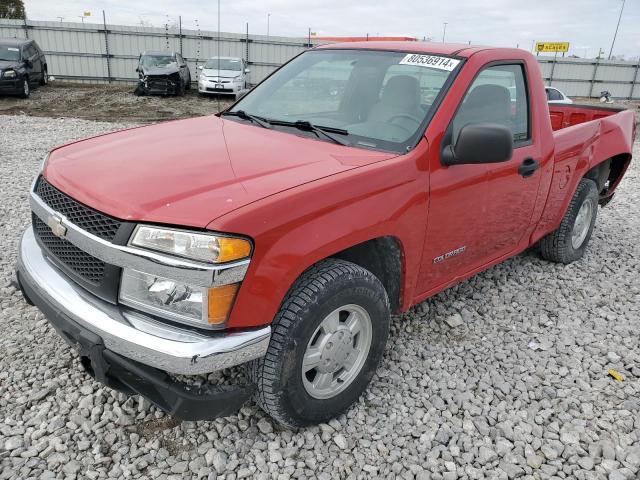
[{"left": 1, "top": 115, "right": 639, "bottom": 480}]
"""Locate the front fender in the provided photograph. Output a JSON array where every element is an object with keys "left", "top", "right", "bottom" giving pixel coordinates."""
[{"left": 210, "top": 152, "right": 430, "bottom": 329}]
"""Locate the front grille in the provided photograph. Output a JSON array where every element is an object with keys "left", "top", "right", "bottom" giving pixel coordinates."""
[
  {"left": 33, "top": 214, "right": 106, "bottom": 284},
  {"left": 35, "top": 177, "right": 122, "bottom": 241}
]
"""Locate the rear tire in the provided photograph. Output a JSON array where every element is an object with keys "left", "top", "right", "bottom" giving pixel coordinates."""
[
  {"left": 248, "top": 259, "right": 390, "bottom": 427},
  {"left": 539, "top": 178, "right": 598, "bottom": 264}
]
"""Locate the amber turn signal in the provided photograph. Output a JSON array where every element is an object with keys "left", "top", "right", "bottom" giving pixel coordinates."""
[
  {"left": 217, "top": 237, "right": 252, "bottom": 263},
  {"left": 208, "top": 283, "right": 240, "bottom": 325}
]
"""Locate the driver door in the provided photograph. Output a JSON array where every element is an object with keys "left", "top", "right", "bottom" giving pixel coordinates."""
[{"left": 417, "top": 62, "right": 541, "bottom": 292}]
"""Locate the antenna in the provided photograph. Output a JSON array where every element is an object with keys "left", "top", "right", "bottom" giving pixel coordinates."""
[{"left": 217, "top": 0, "right": 221, "bottom": 113}]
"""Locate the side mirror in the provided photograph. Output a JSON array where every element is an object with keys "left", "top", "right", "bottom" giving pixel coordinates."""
[
  {"left": 442, "top": 123, "right": 513, "bottom": 166},
  {"left": 244, "top": 68, "right": 250, "bottom": 74},
  {"left": 135, "top": 67, "right": 140, "bottom": 73},
  {"left": 24, "top": 59, "right": 33, "bottom": 68},
  {"left": 198, "top": 65, "right": 204, "bottom": 70}
]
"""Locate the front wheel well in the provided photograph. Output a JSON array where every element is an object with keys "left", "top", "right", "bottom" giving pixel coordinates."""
[{"left": 329, "top": 236, "right": 403, "bottom": 312}]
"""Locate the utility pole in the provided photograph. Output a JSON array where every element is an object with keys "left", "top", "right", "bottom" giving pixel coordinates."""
[
  {"left": 608, "top": 0, "right": 625, "bottom": 60},
  {"left": 57, "top": 17, "right": 63, "bottom": 22},
  {"left": 267, "top": 13, "right": 271, "bottom": 37},
  {"left": 442, "top": 22, "right": 448, "bottom": 43}
]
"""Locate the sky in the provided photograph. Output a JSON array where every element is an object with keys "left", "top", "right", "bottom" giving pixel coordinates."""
[{"left": 23, "top": 0, "right": 640, "bottom": 59}]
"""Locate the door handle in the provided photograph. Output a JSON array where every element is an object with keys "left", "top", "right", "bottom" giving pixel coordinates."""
[{"left": 518, "top": 158, "right": 539, "bottom": 178}]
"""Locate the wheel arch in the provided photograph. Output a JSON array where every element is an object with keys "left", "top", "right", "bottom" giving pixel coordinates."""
[
  {"left": 583, "top": 153, "right": 631, "bottom": 204},
  {"left": 329, "top": 236, "right": 403, "bottom": 313}
]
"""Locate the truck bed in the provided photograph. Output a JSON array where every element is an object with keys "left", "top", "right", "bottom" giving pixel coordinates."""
[
  {"left": 548, "top": 103, "right": 628, "bottom": 131},
  {"left": 533, "top": 104, "right": 635, "bottom": 244}
]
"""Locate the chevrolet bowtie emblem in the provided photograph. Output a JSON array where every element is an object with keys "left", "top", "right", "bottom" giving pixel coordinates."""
[{"left": 47, "top": 215, "right": 67, "bottom": 238}]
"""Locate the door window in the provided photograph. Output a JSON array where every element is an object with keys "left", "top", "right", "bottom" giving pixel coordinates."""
[
  {"left": 25, "top": 44, "right": 37, "bottom": 58},
  {"left": 452, "top": 64, "right": 529, "bottom": 145}
]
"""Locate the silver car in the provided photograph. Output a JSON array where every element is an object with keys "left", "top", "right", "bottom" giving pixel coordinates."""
[{"left": 198, "top": 57, "right": 249, "bottom": 97}]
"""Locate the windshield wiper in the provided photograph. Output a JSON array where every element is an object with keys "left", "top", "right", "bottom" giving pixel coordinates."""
[
  {"left": 268, "top": 120, "right": 350, "bottom": 146},
  {"left": 220, "top": 110, "right": 272, "bottom": 129}
]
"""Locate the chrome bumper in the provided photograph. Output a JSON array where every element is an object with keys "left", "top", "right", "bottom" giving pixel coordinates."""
[{"left": 17, "top": 226, "right": 270, "bottom": 375}]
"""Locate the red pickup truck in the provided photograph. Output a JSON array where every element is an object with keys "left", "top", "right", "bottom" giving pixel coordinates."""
[{"left": 17, "top": 42, "right": 635, "bottom": 427}]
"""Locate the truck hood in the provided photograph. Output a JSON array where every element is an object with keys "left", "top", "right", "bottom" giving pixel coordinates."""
[
  {"left": 44, "top": 115, "right": 396, "bottom": 228},
  {"left": 0, "top": 59, "right": 21, "bottom": 71},
  {"left": 140, "top": 64, "right": 180, "bottom": 76}
]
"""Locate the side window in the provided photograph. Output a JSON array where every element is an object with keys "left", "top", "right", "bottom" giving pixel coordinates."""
[
  {"left": 176, "top": 54, "right": 183, "bottom": 65},
  {"left": 26, "top": 44, "right": 37, "bottom": 58},
  {"left": 452, "top": 64, "right": 529, "bottom": 144}
]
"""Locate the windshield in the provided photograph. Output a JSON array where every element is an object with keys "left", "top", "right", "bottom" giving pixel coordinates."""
[
  {"left": 230, "top": 49, "right": 461, "bottom": 152},
  {"left": 204, "top": 58, "right": 242, "bottom": 71},
  {"left": 0, "top": 45, "right": 21, "bottom": 62},
  {"left": 140, "top": 55, "right": 175, "bottom": 68}
]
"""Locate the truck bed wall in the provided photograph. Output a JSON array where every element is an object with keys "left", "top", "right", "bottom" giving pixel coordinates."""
[
  {"left": 548, "top": 103, "right": 626, "bottom": 131},
  {"left": 531, "top": 108, "right": 635, "bottom": 243}
]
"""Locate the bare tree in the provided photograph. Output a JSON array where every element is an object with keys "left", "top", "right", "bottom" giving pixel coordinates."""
[{"left": 0, "top": 0, "right": 26, "bottom": 19}]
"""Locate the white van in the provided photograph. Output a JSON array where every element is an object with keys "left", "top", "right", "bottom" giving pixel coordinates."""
[{"left": 198, "top": 57, "right": 249, "bottom": 97}]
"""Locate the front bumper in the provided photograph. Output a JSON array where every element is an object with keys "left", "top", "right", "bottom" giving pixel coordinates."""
[
  {"left": 138, "top": 77, "right": 180, "bottom": 95},
  {"left": 198, "top": 79, "right": 241, "bottom": 94},
  {"left": 16, "top": 226, "right": 271, "bottom": 419},
  {"left": 0, "top": 78, "right": 21, "bottom": 94}
]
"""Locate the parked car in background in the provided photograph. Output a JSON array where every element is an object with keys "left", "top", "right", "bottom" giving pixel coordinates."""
[
  {"left": 198, "top": 56, "right": 249, "bottom": 97},
  {"left": 134, "top": 51, "right": 191, "bottom": 96},
  {"left": 17, "top": 43, "right": 635, "bottom": 427},
  {"left": 0, "top": 38, "right": 48, "bottom": 98},
  {"left": 545, "top": 86, "right": 573, "bottom": 104}
]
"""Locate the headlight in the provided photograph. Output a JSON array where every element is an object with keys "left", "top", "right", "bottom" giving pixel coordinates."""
[
  {"left": 3, "top": 69, "right": 17, "bottom": 78},
  {"left": 129, "top": 226, "right": 251, "bottom": 264},
  {"left": 119, "top": 268, "right": 239, "bottom": 328},
  {"left": 199, "top": 74, "right": 206, "bottom": 81}
]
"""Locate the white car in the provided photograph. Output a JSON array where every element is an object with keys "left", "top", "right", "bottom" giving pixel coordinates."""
[
  {"left": 198, "top": 57, "right": 249, "bottom": 97},
  {"left": 545, "top": 87, "right": 573, "bottom": 104}
]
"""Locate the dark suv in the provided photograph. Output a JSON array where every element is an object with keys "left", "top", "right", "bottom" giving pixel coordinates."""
[{"left": 0, "top": 38, "right": 48, "bottom": 98}]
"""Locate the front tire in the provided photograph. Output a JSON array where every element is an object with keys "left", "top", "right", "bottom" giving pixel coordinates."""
[
  {"left": 20, "top": 77, "right": 30, "bottom": 98},
  {"left": 248, "top": 259, "right": 390, "bottom": 427},
  {"left": 539, "top": 178, "right": 598, "bottom": 264}
]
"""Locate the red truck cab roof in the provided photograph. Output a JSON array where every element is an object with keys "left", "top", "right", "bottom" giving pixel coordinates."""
[{"left": 315, "top": 41, "right": 491, "bottom": 57}]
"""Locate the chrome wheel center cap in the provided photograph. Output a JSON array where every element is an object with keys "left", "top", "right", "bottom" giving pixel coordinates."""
[{"left": 319, "top": 329, "right": 354, "bottom": 373}]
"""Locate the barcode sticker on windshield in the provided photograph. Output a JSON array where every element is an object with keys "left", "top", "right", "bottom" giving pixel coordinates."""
[{"left": 399, "top": 54, "right": 460, "bottom": 71}]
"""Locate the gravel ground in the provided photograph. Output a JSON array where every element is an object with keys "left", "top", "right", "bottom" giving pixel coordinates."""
[{"left": 1, "top": 115, "right": 639, "bottom": 480}]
